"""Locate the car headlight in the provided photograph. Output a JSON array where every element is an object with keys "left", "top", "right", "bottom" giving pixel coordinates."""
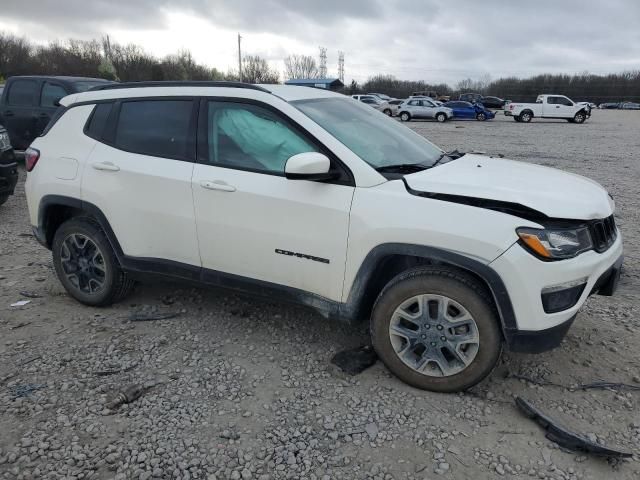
[{"left": 517, "top": 227, "right": 593, "bottom": 260}]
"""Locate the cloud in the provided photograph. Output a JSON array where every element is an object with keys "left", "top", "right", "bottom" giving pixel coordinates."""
[{"left": 1, "top": 0, "right": 639, "bottom": 84}]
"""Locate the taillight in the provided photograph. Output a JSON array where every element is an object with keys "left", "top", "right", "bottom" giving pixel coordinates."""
[{"left": 25, "top": 147, "right": 40, "bottom": 172}]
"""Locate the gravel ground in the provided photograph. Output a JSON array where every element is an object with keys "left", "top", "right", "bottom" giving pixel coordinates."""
[{"left": 1, "top": 110, "right": 639, "bottom": 480}]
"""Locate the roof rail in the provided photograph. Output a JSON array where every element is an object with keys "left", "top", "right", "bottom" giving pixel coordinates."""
[{"left": 88, "top": 81, "right": 271, "bottom": 92}]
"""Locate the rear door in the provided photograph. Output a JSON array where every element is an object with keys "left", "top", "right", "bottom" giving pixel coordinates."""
[
  {"left": 82, "top": 98, "right": 201, "bottom": 268},
  {"left": 1, "top": 78, "right": 40, "bottom": 149}
]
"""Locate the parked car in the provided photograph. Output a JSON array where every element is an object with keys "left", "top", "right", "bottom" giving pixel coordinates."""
[
  {"left": 598, "top": 102, "right": 620, "bottom": 109},
  {"left": 352, "top": 94, "right": 383, "bottom": 107},
  {"left": 576, "top": 102, "right": 597, "bottom": 109},
  {"left": 368, "top": 93, "right": 393, "bottom": 102},
  {"left": 620, "top": 102, "right": 640, "bottom": 110},
  {"left": 378, "top": 99, "right": 405, "bottom": 116},
  {"left": 397, "top": 98, "right": 453, "bottom": 122},
  {"left": 479, "top": 96, "right": 506, "bottom": 109},
  {"left": 25, "top": 81, "right": 623, "bottom": 392},
  {"left": 443, "top": 101, "right": 495, "bottom": 121},
  {"left": 0, "top": 76, "right": 113, "bottom": 150},
  {"left": 0, "top": 124, "right": 18, "bottom": 207},
  {"left": 413, "top": 91, "right": 450, "bottom": 102},
  {"left": 505, "top": 95, "right": 590, "bottom": 123},
  {"left": 459, "top": 92, "right": 483, "bottom": 103}
]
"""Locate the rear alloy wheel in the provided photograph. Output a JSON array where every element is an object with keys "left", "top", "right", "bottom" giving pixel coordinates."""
[
  {"left": 476, "top": 112, "right": 487, "bottom": 121},
  {"left": 520, "top": 111, "right": 533, "bottom": 123},
  {"left": 400, "top": 112, "right": 411, "bottom": 122},
  {"left": 436, "top": 113, "right": 447, "bottom": 123},
  {"left": 371, "top": 266, "right": 502, "bottom": 392},
  {"left": 383, "top": 109, "right": 392, "bottom": 116},
  {"left": 573, "top": 112, "right": 586, "bottom": 124},
  {"left": 52, "top": 218, "right": 134, "bottom": 306}
]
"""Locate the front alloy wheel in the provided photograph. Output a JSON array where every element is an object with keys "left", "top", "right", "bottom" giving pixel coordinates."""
[
  {"left": 436, "top": 113, "right": 447, "bottom": 123},
  {"left": 371, "top": 266, "right": 502, "bottom": 392},
  {"left": 389, "top": 294, "right": 480, "bottom": 377}
]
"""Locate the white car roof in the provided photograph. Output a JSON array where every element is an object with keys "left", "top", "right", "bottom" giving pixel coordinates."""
[{"left": 60, "top": 83, "right": 344, "bottom": 107}]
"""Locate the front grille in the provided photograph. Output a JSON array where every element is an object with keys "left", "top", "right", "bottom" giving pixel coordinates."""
[{"left": 589, "top": 215, "right": 617, "bottom": 253}]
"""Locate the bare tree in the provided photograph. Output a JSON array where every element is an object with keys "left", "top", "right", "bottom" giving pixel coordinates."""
[
  {"left": 284, "top": 54, "right": 318, "bottom": 80},
  {"left": 239, "top": 55, "right": 279, "bottom": 84}
]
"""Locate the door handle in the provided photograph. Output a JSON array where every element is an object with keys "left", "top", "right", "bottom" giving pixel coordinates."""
[
  {"left": 200, "top": 180, "right": 236, "bottom": 192},
  {"left": 92, "top": 161, "right": 120, "bottom": 172},
  {"left": 555, "top": 106, "right": 560, "bottom": 108}
]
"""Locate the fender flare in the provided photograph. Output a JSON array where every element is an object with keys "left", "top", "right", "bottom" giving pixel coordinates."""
[{"left": 341, "top": 243, "right": 518, "bottom": 334}]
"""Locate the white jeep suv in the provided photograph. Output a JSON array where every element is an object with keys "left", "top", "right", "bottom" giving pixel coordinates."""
[{"left": 25, "top": 81, "right": 623, "bottom": 392}]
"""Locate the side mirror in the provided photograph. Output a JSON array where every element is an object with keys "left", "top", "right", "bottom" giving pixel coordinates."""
[{"left": 285, "top": 152, "right": 336, "bottom": 181}]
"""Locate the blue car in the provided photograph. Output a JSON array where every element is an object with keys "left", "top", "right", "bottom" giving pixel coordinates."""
[{"left": 443, "top": 101, "right": 495, "bottom": 121}]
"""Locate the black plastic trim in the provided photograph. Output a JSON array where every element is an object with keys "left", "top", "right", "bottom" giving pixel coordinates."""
[
  {"left": 89, "top": 81, "right": 271, "bottom": 93},
  {"left": 506, "top": 314, "right": 576, "bottom": 353},
  {"left": 342, "top": 243, "right": 518, "bottom": 333}
]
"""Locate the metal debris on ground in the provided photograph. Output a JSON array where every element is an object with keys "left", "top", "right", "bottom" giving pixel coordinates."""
[
  {"left": 10, "top": 300, "right": 31, "bottom": 307},
  {"left": 330, "top": 345, "right": 378, "bottom": 375},
  {"left": 10, "top": 383, "right": 47, "bottom": 399},
  {"left": 94, "top": 362, "right": 139, "bottom": 377},
  {"left": 128, "top": 311, "right": 181, "bottom": 322},
  {"left": 106, "top": 383, "right": 154, "bottom": 409},
  {"left": 515, "top": 397, "right": 632, "bottom": 458},
  {"left": 10, "top": 321, "right": 32, "bottom": 330},
  {"left": 508, "top": 372, "right": 640, "bottom": 392},
  {"left": 19, "top": 291, "right": 43, "bottom": 298}
]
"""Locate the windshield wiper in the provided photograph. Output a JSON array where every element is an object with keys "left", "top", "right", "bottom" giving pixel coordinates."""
[{"left": 374, "top": 163, "right": 431, "bottom": 173}]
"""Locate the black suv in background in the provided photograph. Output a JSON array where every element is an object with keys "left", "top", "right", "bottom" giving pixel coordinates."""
[
  {"left": 0, "top": 124, "right": 17, "bottom": 206},
  {"left": 0, "top": 76, "right": 112, "bottom": 150}
]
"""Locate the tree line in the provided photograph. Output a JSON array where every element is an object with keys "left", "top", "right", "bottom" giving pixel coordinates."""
[{"left": 2, "top": 32, "right": 639, "bottom": 103}]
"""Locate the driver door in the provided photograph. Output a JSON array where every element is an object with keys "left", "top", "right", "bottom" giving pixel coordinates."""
[{"left": 191, "top": 99, "right": 354, "bottom": 301}]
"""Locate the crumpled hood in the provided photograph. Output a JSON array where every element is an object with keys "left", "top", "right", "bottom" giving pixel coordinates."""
[{"left": 404, "top": 154, "right": 614, "bottom": 220}]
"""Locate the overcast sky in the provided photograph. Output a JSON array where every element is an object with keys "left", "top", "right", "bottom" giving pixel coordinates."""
[{"left": 1, "top": 0, "right": 639, "bottom": 85}]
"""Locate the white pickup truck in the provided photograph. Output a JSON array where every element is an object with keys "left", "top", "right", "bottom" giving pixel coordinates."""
[{"left": 505, "top": 94, "right": 591, "bottom": 123}]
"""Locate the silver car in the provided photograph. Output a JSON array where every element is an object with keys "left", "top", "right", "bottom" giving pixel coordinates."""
[{"left": 398, "top": 98, "right": 453, "bottom": 122}]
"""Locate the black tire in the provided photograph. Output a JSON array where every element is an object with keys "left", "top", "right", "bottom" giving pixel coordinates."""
[
  {"left": 519, "top": 111, "right": 533, "bottom": 123},
  {"left": 435, "top": 112, "right": 447, "bottom": 123},
  {"left": 476, "top": 112, "right": 487, "bottom": 121},
  {"left": 52, "top": 217, "right": 134, "bottom": 306},
  {"left": 513, "top": 116, "right": 522, "bottom": 122},
  {"left": 400, "top": 112, "right": 411, "bottom": 122},
  {"left": 383, "top": 109, "right": 392, "bottom": 116},
  {"left": 370, "top": 266, "right": 502, "bottom": 392},
  {"left": 0, "top": 194, "right": 8, "bottom": 207},
  {"left": 573, "top": 111, "right": 586, "bottom": 124}
]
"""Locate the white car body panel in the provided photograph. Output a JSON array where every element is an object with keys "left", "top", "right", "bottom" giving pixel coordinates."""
[
  {"left": 192, "top": 164, "right": 354, "bottom": 301},
  {"left": 83, "top": 141, "right": 201, "bottom": 266},
  {"left": 403, "top": 154, "right": 614, "bottom": 220}
]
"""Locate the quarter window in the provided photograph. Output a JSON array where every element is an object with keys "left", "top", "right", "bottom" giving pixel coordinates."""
[
  {"left": 114, "top": 100, "right": 193, "bottom": 160},
  {"left": 7, "top": 79, "right": 38, "bottom": 106},
  {"left": 86, "top": 103, "right": 113, "bottom": 140},
  {"left": 206, "top": 101, "right": 318, "bottom": 174},
  {"left": 40, "top": 82, "right": 67, "bottom": 107}
]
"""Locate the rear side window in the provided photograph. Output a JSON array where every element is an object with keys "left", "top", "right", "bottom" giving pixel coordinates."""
[
  {"left": 7, "top": 79, "right": 38, "bottom": 106},
  {"left": 85, "top": 103, "right": 113, "bottom": 140},
  {"left": 114, "top": 100, "right": 194, "bottom": 160},
  {"left": 40, "top": 82, "right": 67, "bottom": 107}
]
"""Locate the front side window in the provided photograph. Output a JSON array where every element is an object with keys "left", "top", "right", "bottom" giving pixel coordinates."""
[
  {"left": 114, "top": 100, "right": 193, "bottom": 160},
  {"left": 41, "top": 82, "right": 67, "bottom": 107},
  {"left": 408, "top": 100, "right": 420, "bottom": 106},
  {"left": 7, "top": 79, "right": 38, "bottom": 106},
  {"left": 294, "top": 97, "right": 443, "bottom": 169},
  {"left": 206, "top": 101, "right": 318, "bottom": 174}
]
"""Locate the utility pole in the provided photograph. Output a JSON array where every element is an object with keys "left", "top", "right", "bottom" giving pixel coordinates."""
[
  {"left": 338, "top": 51, "right": 344, "bottom": 83},
  {"left": 238, "top": 33, "right": 243, "bottom": 82},
  {"left": 319, "top": 47, "right": 327, "bottom": 78}
]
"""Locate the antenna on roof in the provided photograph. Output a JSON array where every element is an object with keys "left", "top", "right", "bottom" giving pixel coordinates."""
[{"left": 319, "top": 47, "right": 327, "bottom": 78}]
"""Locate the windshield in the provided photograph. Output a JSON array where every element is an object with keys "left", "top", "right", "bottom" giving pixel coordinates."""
[{"left": 293, "top": 97, "right": 443, "bottom": 168}]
